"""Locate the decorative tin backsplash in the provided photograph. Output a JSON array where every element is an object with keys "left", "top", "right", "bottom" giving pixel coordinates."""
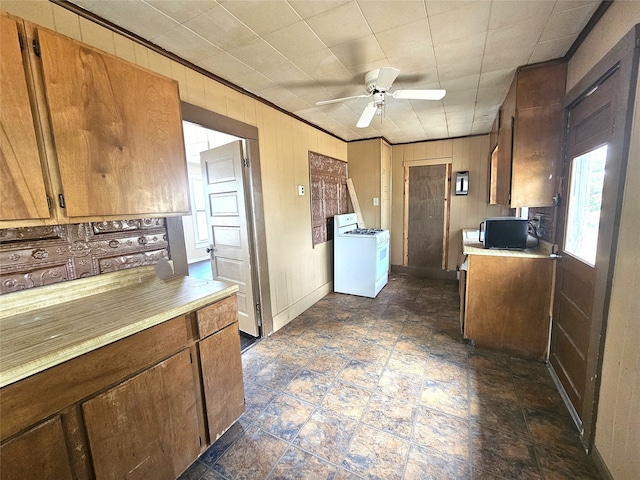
[
  {"left": 0, "top": 219, "right": 169, "bottom": 295},
  {"left": 309, "top": 151, "right": 348, "bottom": 246}
]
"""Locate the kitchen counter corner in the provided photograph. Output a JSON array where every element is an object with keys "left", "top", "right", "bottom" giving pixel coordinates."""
[{"left": 0, "top": 270, "right": 238, "bottom": 387}]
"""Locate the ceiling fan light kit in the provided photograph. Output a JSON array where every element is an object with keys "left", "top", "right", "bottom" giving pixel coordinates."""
[{"left": 316, "top": 67, "right": 446, "bottom": 128}]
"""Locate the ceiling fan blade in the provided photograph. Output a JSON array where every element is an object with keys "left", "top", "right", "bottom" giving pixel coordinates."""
[
  {"left": 374, "top": 67, "right": 400, "bottom": 90},
  {"left": 356, "top": 102, "right": 377, "bottom": 128},
  {"left": 391, "top": 89, "right": 446, "bottom": 100},
  {"left": 315, "top": 93, "right": 371, "bottom": 106}
]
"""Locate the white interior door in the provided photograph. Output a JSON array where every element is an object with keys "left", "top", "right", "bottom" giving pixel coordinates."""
[{"left": 201, "top": 141, "right": 258, "bottom": 336}]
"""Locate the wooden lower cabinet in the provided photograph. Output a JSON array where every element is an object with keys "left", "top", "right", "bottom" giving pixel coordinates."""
[
  {"left": 0, "top": 294, "right": 243, "bottom": 480},
  {"left": 0, "top": 416, "right": 73, "bottom": 480},
  {"left": 200, "top": 322, "right": 244, "bottom": 441},
  {"left": 82, "top": 349, "right": 201, "bottom": 480},
  {"left": 462, "top": 254, "right": 553, "bottom": 360}
]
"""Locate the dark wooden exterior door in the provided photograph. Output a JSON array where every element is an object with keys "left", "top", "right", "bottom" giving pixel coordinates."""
[
  {"left": 550, "top": 68, "right": 620, "bottom": 431},
  {"left": 406, "top": 164, "right": 447, "bottom": 268}
]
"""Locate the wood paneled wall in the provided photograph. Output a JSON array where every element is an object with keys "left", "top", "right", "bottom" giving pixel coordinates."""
[
  {"left": 347, "top": 140, "right": 382, "bottom": 228},
  {"left": 0, "top": 1, "right": 347, "bottom": 333},
  {"left": 391, "top": 136, "right": 510, "bottom": 270}
]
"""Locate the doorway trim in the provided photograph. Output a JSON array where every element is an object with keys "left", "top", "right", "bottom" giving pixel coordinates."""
[
  {"left": 168, "top": 102, "right": 273, "bottom": 337},
  {"left": 552, "top": 25, "right": 639, "bottom": 450},
  {"left": 401, "top": 158, "right": 452, "bottom": 275}
]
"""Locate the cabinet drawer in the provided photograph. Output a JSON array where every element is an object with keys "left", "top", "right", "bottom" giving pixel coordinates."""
[
  {"left": 0, "top": 315, "right": 190, "bottom": 441},
  {"left": 196, "top": 295, "right": 237, "bottom": 338}
]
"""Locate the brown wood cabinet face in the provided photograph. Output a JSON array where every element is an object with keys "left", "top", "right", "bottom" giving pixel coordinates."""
[
  {"left": 511, "top": 104, "right": 564, "bottom": 207},
  {"left": 0, "top": 416, "right": 73, "bottom": 480},
  {"left": 464, "top": 255, "right": 553, "bottom": 360},
  {"left": 490, "top": 62, "right": 566, "bottom": 208},
  {"left": 82, "top": 349, "right": 200, "bottom": 480},
  {"left": 0, "top": 16, "right": 50, "bottom": 221},
  {"left": 0, "top": 315, "right": 189, "bottom": 442},
  {"left": 197, "top": 294, "right": 238, "bottom": 338},
  {"left": 199, "top": 321, "right": 245, "bottom": 442},
  {"left": 36, "top": 27, "right": 190, "bottom": 218}
]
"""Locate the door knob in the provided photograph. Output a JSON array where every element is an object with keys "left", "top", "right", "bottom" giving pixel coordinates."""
[{"left": 206, "top": 247, "right": 213, "bottom": 253}]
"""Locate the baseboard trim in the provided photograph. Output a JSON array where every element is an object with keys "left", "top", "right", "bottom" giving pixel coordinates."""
[
  {"left": 271, "top": 282, "right": 333, "bottom": 333},
  {"left": 390, "top": 265, "right": 457, "bottom": 280},
  {"left": 591, "top": 444, "right": 614, "bottom": 480}
]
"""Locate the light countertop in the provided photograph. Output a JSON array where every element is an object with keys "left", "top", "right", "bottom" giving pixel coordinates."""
[
  {"left": 461, "top": 229, "right": 553, "bottom": 258},
  {"left": 0, "top": 266, "right": 238, "bottom": 388}
]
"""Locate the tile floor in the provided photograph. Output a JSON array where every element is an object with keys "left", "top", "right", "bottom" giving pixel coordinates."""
[{"left": 180, "top": 274, "right": 601, "bottom": 480}]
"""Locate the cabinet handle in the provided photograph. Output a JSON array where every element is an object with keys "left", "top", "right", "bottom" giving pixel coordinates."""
[{"left": 58, "top": 194, "right": 66, "bottom": 208}]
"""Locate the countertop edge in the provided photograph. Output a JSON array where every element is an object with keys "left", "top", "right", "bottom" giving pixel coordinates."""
[{"left": 0, "top": 281, "right": 239, "bottom": 388}]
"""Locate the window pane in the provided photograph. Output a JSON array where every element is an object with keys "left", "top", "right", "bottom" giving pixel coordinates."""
[
  {"left": 195, "top": 211, "right": 209, "bottom": 242},
  {"left": 564, "top": 145, "right": 608, "bottom": 265},
  {"left": 193, "top": 179, "right": 205, "bottom": 211}
]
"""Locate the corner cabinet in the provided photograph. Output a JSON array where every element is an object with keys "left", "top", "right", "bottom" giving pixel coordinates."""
[
  {"left": 491, "top": 61, "right": 567, "bottom": 208},
  {"left": 0, "top": 14, "right": 190, "bottom": 226}
]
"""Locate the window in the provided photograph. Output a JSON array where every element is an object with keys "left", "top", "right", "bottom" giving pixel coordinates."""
[
  {"left": 191, "top": 176, "right": 208, "bottom": 244},
  {"left": 564, "top": 144, "right": 608, "bottom": 265}
]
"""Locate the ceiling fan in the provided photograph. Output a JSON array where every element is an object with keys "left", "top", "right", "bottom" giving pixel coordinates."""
[{"left": 315, "top": 67, "right": 446, "bottom": 128}]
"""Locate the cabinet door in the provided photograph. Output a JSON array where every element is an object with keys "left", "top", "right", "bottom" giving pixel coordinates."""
[
  {"left": 0, "top": 416, "right": 73, "bottom": 480},
  {"left": 0, "top": 16, "right": 49, "bottom": 221},
  {"left": 199, "top": 321, "right": 245, "bottom": 441},
  {"left": 36, "top": 27, "right": 189, "bottom": 218},
  {"left": 82, "top": 349, "right": 200, "bottom": 480},
  {"left": 510, "top": 104, "right": 563, "bottom": 207},
  {"left": 492, "top": 79, "right": 516, "bottom": 206}
]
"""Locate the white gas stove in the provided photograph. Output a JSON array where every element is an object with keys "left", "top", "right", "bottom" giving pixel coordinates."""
[{"left": 333, "top": 213, "right": 389, "bottom": 298}]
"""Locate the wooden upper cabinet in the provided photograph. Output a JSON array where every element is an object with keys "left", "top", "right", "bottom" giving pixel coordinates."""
[
  {"left": 35, "top": 27, "right": 190, "bottom": 218},
  {"left": 493, "top": 78, "right": 517, "bottom": 206},
  {"left": 490, "top": 61, "right": 567, "bottom": 208},
  {"left": 0, "top": 16, "right": 50, "bottom": 221}
]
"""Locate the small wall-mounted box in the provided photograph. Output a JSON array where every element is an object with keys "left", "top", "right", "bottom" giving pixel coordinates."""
[{"left": 455, "top": 171, "right": 469, "bottom": 195}]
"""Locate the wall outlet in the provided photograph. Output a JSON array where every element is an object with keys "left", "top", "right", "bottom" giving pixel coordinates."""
[
  {"left": 297, "top": 185, "right": 305, "bottom": 196},
  {"left": 373, "top": 197, "right": 379, "bottom": 206}
]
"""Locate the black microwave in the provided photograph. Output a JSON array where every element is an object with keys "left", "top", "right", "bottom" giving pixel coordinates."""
[{"left": 479, "top": 217, "right": 528, "bottom": 249}]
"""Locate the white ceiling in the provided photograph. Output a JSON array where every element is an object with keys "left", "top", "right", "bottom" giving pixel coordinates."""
[{"left": 69, "top": 0, "right": 600, "bottom": 144}]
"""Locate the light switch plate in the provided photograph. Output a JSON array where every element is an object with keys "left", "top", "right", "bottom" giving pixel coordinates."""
[{"left": 373, "top": 197, "right": 379, "bottom": 206}]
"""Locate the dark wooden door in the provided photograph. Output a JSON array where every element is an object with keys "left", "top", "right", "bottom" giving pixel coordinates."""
[
  {"left": 550, "top": 68, "right": 620, "bottom": 426},
  {"left": 406, "top": 164, "right": 446, "bottom": 268}
]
